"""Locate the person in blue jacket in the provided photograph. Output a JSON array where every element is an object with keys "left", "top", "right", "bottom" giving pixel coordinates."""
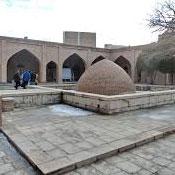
[{"left": 21, "top": 70, "right": 31, "bottom": 89}]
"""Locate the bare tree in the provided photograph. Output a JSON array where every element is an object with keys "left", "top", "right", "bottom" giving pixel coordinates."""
[{"left": 149, "top": 0, "right": 175, "bottom": 32}]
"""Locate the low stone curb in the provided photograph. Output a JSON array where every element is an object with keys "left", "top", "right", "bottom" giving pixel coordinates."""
[{"left": 1, "top": 127, "right": 175, "bottom": 175}]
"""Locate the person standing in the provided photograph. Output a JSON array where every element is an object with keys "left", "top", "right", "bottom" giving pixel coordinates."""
[
  {"left": 35, "top": 74, "right": 38, "bottom": 85},
  {"left": 21, "top": 70, "right": 31, "bottom": 89},
  {"left": 30, "top": 71, "right": 37, "bottom": 85},
  {"left": 13, "top": 70, "right": 21, "bottom": 90}
]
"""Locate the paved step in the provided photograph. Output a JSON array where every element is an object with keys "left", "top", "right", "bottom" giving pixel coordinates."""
[{"left": 1, "top": 126, "right": 175, "bottom": 175}]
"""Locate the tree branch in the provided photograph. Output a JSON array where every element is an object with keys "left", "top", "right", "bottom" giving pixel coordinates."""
[{"left": 148, "top": 0, "right": 175, "bottom": 32}]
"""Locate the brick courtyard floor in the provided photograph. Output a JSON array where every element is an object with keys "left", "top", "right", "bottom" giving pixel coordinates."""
[{"left": 2, "top": 104, "right": 175, "bottom": 174}]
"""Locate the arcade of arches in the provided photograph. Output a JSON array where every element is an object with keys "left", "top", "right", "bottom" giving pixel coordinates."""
[
  {"left": 6, "top": 50, "right": 131, "bottom": 83},
  {"left": 91, "top": 55, "right": 131, "bottom": 77}
]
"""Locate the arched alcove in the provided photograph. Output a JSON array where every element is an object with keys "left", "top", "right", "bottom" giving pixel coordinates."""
[
  {"left": 91, "top": 56, "right": 106, "bottom": 65},
  {"left": 62, "top": 53, "right": 85, "bottom": 82},
  {"left": 7, "top": 49, "right": 40, "bottom": 82},
  {"left": 115, "top": 56, "right": 131, "bottom": 76},
  {"left": 46, "top": 61, "right": 57, "bottom": 82}
]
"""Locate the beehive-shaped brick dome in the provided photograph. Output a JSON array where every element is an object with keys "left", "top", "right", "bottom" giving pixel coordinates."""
[{"left": 77, "top": 59, "right": 135, "bottom": 95}]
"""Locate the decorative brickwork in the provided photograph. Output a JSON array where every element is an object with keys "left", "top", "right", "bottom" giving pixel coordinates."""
[{"left": 77, "top": 59, "right": 135, "bottom": 95}]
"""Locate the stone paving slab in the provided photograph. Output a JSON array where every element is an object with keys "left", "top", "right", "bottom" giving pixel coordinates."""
[
  {"left": 66, "top": 134, "right": 175, "bottom": 175},
  {"left": 2, "top": 104, "right": 175, "bottom": 174},
  {"left": 0, "top": 133, "right": 37, "bottom": 175}
]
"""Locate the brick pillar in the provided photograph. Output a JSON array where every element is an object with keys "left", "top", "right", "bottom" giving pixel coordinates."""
[
  {"left": 57, "top": 63, "right": 63, "bottom": 84},
  {"left": 1, "top": 40, "right": 7, "bottom": 82},
  {"left": 0, "top": 98, "right": 2, "bottom": 127},
  {"left": 39, "top": 63, "right": 46, "bottom": 83},
  {"left": 56, "top": 64, "right": 59, "bottom": 82},
  {"left": 39, "top": 44, "right": 46, "bottom": 83},
  {"left": 57, "top": 47, "right": 63, "bottom": 84}
]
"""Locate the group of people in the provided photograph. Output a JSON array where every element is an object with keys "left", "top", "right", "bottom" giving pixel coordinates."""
[{"left": 13, "top": 70, "right": 38, "bottom": 89}]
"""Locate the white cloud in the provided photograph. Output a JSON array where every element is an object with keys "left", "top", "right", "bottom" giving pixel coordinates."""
[{"left": 0, "top": 0, "right": 160, "bottom": 47}]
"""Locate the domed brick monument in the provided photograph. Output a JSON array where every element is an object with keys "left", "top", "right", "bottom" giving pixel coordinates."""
[{"left": 77, "top": 59, "right": 135, "bottom": 95}]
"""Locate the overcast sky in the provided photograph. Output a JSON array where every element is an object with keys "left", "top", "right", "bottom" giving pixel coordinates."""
[{"left": 0, "top": 0, "right": 163, "bottom": 47}]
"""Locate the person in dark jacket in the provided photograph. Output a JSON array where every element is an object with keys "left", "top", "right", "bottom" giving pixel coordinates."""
[
  {"left": 13, "top": 70, "right": 21, "bottom": 90},
  {"left": 21, "top": 70, "right": 31, "bottom": 89},
  {"left": 30, "top": 71, "right": 37, "bottom": 85}
]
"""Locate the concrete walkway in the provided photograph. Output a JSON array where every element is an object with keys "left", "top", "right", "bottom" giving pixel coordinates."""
[{"left": 2, "top": 104, "right": 175, "bottom": 174}]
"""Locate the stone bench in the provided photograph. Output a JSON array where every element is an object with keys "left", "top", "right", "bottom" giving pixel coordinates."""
[{"left": 2, "top": 97, "right": 15, "bottom": 112}]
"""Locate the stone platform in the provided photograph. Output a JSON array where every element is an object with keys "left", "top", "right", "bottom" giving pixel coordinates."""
[
  {"left": 63, "top": 89, "right": 175, "bottom": 114},
  {"left": 0, "top": 88, "right": 61, "bottom": 108},
  {"left": 2, "top": 104, "right": 175, "bottom": 174}
]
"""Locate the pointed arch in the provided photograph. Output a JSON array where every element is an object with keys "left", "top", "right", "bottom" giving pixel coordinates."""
[
  {"left": 7, "top": 49, "right": 40, "bottom": 82},
  {"left": 114, "top": 56, "right": 131, "bottom": 76},
  {"left": 62, "top": 53, "right": 85, "bottom": 82},
  {"left": 91, "top": 56, "right": 106, "bottom": 65},
  {"left": 46, "top": 61, "right": 57, "bottom": 82}
]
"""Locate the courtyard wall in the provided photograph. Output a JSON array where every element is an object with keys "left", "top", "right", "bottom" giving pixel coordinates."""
[{"left": 0, "top": 36, "right": 138, "bottom": 83}]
